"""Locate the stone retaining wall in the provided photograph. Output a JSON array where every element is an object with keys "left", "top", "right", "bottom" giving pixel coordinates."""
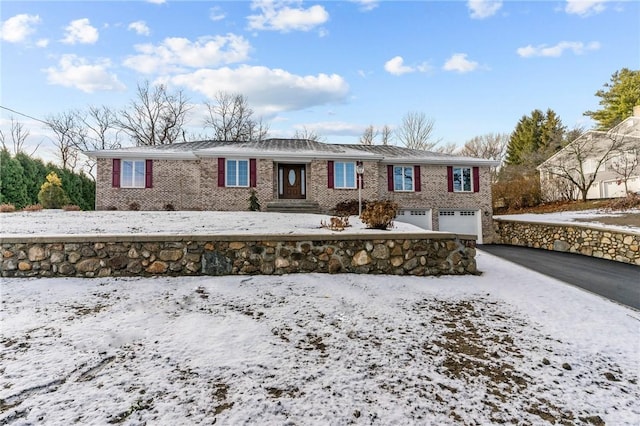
[
  {"left": 493, "top": 220, "right": 640, "bottom": 265},
  {"left": 1, "top": 233, "right": 478, "bottom": 278}
]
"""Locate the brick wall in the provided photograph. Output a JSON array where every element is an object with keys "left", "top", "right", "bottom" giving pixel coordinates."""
[
  {"left": 96, "top": 158, "right": 201, "bottom": 210},
  {"left": 95, "top": 157, "right": 493, "bottom": 241}
]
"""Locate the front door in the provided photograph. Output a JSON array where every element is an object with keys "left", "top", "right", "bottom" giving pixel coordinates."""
[{"left": 279, "top": 164, "right": 306, "bottom": 199}]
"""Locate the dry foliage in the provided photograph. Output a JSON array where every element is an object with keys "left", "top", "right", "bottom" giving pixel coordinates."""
[
  {"left": 320, "top": 216, "right": 350, "bottom": 231},
  {"left": 23, "top": 204, "right": 43, "bottom": 212},
  {"left": 129, "top": 202, "right": 141, "bottom": 211},
  {"left": 360, "top": 200, "right": 399, "bottom": 230},
  {"left": 0, "top": 203, "right": 16, "bottom": 213},
  {"left": 333, "top": 199, "right": 369, "bottom": 216},
  {"left": 492, "top": 170, "right": 542, "bottom": 214},
  {"left": 63, "top": 205, "right": 82, "bottom": 211},
  {"left": 605, "top": 193, "right": 640, "bottom": 211}
]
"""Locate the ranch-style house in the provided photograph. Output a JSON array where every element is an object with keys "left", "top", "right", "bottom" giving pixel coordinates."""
[{"left": 87, "top": 139, "right": 499, "bottom": 243}]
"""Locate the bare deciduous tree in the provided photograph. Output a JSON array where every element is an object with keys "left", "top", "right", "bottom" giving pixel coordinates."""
[
  {"left": 434, "top": 142, "right": 459, "bottom": 155},
  {"left": 539, "top": 131, "right": 626, "bottom": 202},
  {"left": 459, "top": 133, "right": 509, "bottom": 162},
  {"left": 46, "top": 111, "right": 85, "bottom": 170},
  {"left": 359, "top": 125, "right": 378, "bottom": 145},
  {"left": 204, "top": 92, "right": 269, "bottom": 141},
  {"left": 118, "top": 81, "right": 191, "bottom": 146},
  {"left": 293, "top": 126, "right": 325, "bottom": 142},
  {"left": 609, "top": 144, "right": 639, "bottom": 195},
  {"left": 0, "top": 117, "right": 37, "bottom": 155},
  {"left": 380, "top": 124, "right": 393, "bottom": 146},
  {"left": 75, "top": 105, "right": 122, "bottom": 178},
  {"left": 395, "top": 111, "right": 442, "bottom": 150}
]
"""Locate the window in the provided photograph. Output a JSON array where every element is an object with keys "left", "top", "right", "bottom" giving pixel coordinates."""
[
  {"left": 226, "top": 159, "right": 249, "bottom": 187},
  {"left": 452, "top": 167, "right": 472, "bottom": 192},
  {"left": 334, "top": 162, "right": 356, "bottom": 189},
  {"left": 394, "top": 166, "right": 414, "bottom": 191},
  {"left": 121, "top": 160, "right": 146, "bottom": 188}
]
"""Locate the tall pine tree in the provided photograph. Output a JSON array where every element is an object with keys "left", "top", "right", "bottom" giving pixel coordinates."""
[
  {"left": 585, "top": 68, "right": 640, "bottom": 130},
  {"left": 505, "top": 109, "right": 566, "bottom": 167}
]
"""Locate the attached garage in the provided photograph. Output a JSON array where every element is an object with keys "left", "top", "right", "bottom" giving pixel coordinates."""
[
  {"left": 438, "top": 210, "right": 483, "bottom": 243},
  {"left": 395, "top": 209, "right": 432, "bottom": 230}
]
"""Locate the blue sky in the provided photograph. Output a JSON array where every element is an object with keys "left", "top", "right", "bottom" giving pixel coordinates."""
[{"left": 1, "top": 0, "right": 638, "bottom": 162}]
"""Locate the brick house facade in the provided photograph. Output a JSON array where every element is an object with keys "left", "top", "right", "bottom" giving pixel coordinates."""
[{"left": 89, "top": 139, "right": 498, "bottom": 242}]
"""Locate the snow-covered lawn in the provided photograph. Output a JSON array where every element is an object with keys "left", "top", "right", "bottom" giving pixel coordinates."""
[
  {"left": 1, "top": 250, "right": 638, "bottom": 425},
  {"left": 1, "top": 210, "right": 638, "bottom": 424},
  {"left": 495, "top": 209, "right": 640, "bottom": 233},
  {"left": 0, "top": 210, "right": 422, "bottom": 237}
]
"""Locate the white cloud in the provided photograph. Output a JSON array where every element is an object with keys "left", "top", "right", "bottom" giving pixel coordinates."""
[
  {"left": 0, "top": 14, "right": 41, "bottom": 43},
  {"left": 62, "top": 18, "right": 99, "bottom": 44},
  {"left": 147, "top": 0, "right": 166, "bottom": 4},
  {"left": 351, "top": 0, "right": 379, "bottom": 12},
  {"left": 123, "top": 34, "right": 251, "bottom": 74},
  {"left": 169, "top": 65, "right": 349, "bottom": 115},
  {"left": 516, "top": 41, "right": 601, "bottom": 58},
  {"left": 128, "top": 21, "right": 150, "bottom": 36},
  {"left": 467, "top": 0, "right": 502, "bottom": 19},
  {"left": 565, "top": 0, "right": 609, "bottom": 16},
  {"left": 384, "top": 56, "right": 431, "bottom": 76},
  {"left": 36, "top": 38, "right": 49, "bottom": 48},
  {"left": 248, "top": 0, "right": 329, "bottom": 32},
  {"left": 44, "top": 54, "right": 126, "bottom": 93},
  {"left": 443, "top": 53, "right": 479, "bottom": 73},
  {"left": 209, "top": 7, "right": 226, "bottom": 22},
  {"left": 292, "top": 121, "right": 363, "bottom": 137}
]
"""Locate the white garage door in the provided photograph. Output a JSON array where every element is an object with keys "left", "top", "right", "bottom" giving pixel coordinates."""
[
  {"left": 438, "top": 210, "right": 481, "bottom": 243},
  {"left": 395, "top": 209, "right": 432, "bottom": 230}
]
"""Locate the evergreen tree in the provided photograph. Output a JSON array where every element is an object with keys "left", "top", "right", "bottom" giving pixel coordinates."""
[
  {"left": 0, "top": 149, "right": 29, "bottom": 208},
  {"left": 585, "top": 68, "right": 640, "bottom": 130},
  {"left": 15, "top": 152, "right": 48, "bottom": 205},
  {"left": 505, "top": 109, "right": 565, "bottom": 167}
]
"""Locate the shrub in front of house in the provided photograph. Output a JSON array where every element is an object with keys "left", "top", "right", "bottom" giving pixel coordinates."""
[
  {"left": 248, "top": 189, "right": 261, "bottom": 211},
  {"left": 23, "top": 204, "right": 43, "bottom": 212},
  {"left": 63, "top": 204, "right": 82, "bottom": 211},
  {"left": 360, "top": 200, "right": 399, "bottom": 230},
  {"left": 333, "top": 199, "right": 369, "bottom": 216},
  {"left": 38, "top": 172, "right": 70, "bottom": 209},
  {"left": 0, "top": 203, "right": 16, "bottom": 213}
]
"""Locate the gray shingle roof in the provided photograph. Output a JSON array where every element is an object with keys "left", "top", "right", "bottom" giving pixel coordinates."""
[{"left": 86, "top": 138, "right": 498, "bottom": 166}]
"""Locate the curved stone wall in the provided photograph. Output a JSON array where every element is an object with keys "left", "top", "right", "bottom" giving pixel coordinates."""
[
  {"left": 493, "top": 220, "right": 640, "bottom": 265},
  {"left": 1, "top": 233, "right": 478, "bottom": 278}
]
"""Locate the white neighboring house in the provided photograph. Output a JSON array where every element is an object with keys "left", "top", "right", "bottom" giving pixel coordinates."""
[{"left": 538, "top": 106, "right": 640, "bottom": 201}]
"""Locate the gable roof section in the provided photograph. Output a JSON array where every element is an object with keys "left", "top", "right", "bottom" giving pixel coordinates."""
[
  {"left": 86, "top": 138, "right": 499, "bottom": 166},
  {"left": 538, "top": 116, "right": 640, "bottom": 169}
]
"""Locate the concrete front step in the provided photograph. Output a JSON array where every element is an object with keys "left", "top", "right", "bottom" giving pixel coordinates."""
[{"left": 265, "top": 200, "right": 322, "bottom": 214}]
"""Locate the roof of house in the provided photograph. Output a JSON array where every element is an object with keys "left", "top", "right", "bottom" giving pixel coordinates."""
[
  {"left": 538, "top": 115, "right": 640, "bottom": 169},
  {"left": 86, "top": 138, "right": 499, "bottom": 166}
]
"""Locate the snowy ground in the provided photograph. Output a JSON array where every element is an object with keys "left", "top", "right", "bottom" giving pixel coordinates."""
[
  {"left": 1, "top": 251, "right": 639, "bottom": 425},
  {"left": 1, "top": 210, "right": 639, "bottom": 424},
  {"left": 0, "top": 210, "right": 422, "bottom": 237},
  {"left": 495, "top": 209, "right": 640, "bottom": 233}
]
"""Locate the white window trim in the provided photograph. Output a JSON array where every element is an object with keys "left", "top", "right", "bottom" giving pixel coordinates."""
[
  {"left": 226, "top": 159, "right": 250, "bottom": 188},
  {"left": 334, "top": 161, "right": 357, "bottom": 189},
  {"left": 452, "top": 166, "right": 473, "bottom": 193},
  {"left": 394, "top": 165, "right": 414, "bottom": 192},
  {"left": 121, "top": 159, "right": 146, "bottom": 188}
]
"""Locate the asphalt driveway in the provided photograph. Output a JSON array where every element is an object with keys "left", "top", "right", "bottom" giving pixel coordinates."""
[{"left": 478, "top": 245, "right": 640, "bottom": 310}]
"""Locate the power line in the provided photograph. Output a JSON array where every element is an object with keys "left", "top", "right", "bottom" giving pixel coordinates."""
[{"left": 0, "top": 105, "right": 51, "bottom": 126}]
